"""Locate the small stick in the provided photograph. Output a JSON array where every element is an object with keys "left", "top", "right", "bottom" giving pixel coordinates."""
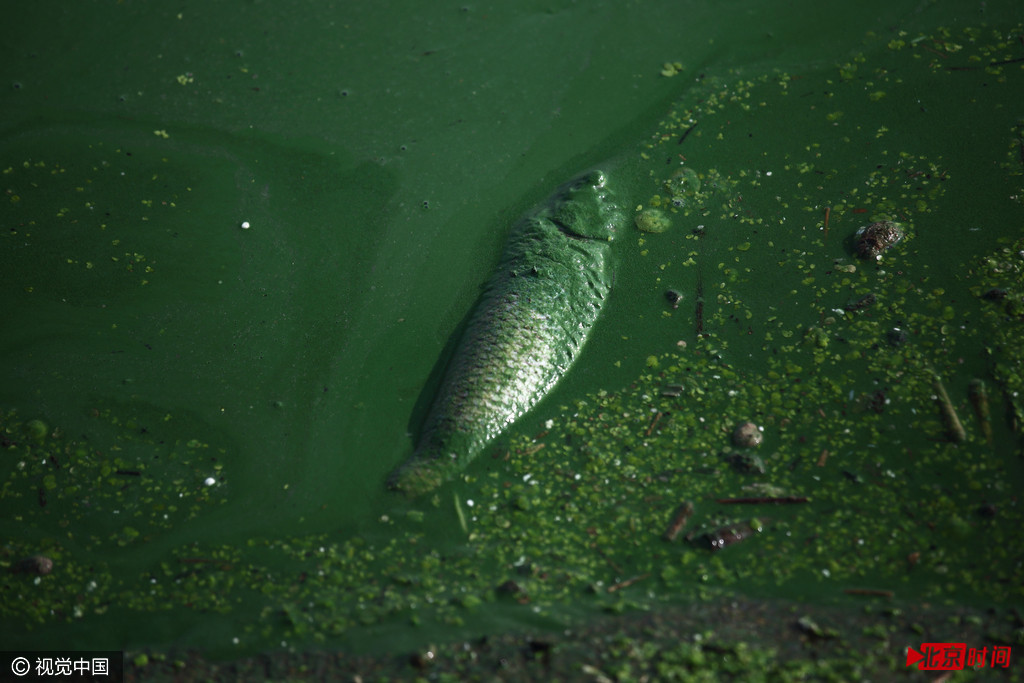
[
  {"left": 823, "top": 206, "right": 831, "bottom": 237},
  {"left": 919, "top": 43, "right": 949, "bottom": 59},
  {"left": 454, "top": 493, "right": 468, "bottom": 534},
  {"left": 677, "top": 122, "right": 698, "bottom": 145},
  {"left": 991, "top": 55, "right": 1024, "bottom": 67},
  {"left": 662, "top": 501, "right": 694, "bottom": 541},
  {"left": 843, "top": 588, "right": 894, "bottom": 598},
  {"left": 523, "top": 443, "right": 546, "bottom": 456},
  {"left": 646, "top": 411, "right": 664, "bottom": 437},
  {"left": 607, "top": 573, "right": 650, "bottom": 593},
  {"left": 715, "top": 496, "right": 808, "bottom": 505},
  {"left": 968, "top": 379, "right": 993, "bottom": 446},
  {"left": 932, "top": 375, "right": 966, "bottom": 443},
  {"left": 816, "top": 449, "right": 829, "bottom": 467}
]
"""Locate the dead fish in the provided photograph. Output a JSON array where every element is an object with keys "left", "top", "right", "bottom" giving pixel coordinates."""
[{"left": 390, "top": 170, "right": 625, "bottom": 496}]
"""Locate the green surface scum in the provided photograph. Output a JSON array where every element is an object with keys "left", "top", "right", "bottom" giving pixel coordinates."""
[
  {"left": 2, "top": 19, "right": 1023, "bottom": 676},
  {"left": 1, "top": 406, "right": 229, "bottom": 625},
  {"left": 2, "top": 141, "right": 188, "bottom": 292}
]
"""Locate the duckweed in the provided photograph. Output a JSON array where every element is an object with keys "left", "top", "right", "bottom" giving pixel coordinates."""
[{"left": 2, "top": 20, "right": 1022, "bottom": 670}]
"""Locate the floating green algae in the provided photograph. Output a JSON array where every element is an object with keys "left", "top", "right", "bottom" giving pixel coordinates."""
[
  {"left": 0, "top": 404, "right": 230, "bottom": 626},
  {"left": 2, "top": 19, "right": 1023, "bottom": 672},
  {"left": 634, "top": 206, "right": 672, "bottom": 233}
]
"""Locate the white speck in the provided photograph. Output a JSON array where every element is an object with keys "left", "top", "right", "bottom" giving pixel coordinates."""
[
  {"left": 466, "top": 499, "right": 474, "bottom": 507},
  {"left": 204, "top": 477, "right": 215, "bottom": 486},
  {"left": 821, "top": 568, "right": 831, "bottom": 577},
  {"left": 233, "top": 638, "right": 240, "bottom": 645},
  {"left": 240, "top": 221, "right": 250, "bottom": 229},
  {"left": 544, "top": 419, "right": 554, "bottom": 429}
]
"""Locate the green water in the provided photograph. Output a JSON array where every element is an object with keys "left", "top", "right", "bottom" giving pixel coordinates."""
[{"left": 2, "top": 0, "right": 1023, "bottom": 670}]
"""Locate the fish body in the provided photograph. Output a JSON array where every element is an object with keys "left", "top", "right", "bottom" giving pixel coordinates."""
[{"left": 390, "top": 170, "right": 624, "bottom": 496}]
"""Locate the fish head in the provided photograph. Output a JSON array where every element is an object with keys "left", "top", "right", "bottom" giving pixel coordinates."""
[{"left": 546, "top": 170, "right": 624, "bottom": 241}]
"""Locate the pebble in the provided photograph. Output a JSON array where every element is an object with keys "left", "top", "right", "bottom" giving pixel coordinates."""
[
  {"left": 732, "top": 421, "right": 763, "bottom": 448},
  {"left": 664, "top": 289, "right": 683, "bottom": 309},
  {"left": 854, "top": 221, "right": 903, "bottom": 260}
]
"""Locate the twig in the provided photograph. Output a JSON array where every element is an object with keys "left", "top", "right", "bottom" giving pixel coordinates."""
[
  {"left": 646, "top": 411, "right": 664, "bottom": 436},
  {"left": 607, "top": 573, "right": 650, "bottom": 593},
  {"left": 662, "top": 501, "right": 694, "bottom": 541},
  {"left": 843, "top": 588, "right": 894, "bottom": 598},
  {"left": 677, "top": 122, "right": 698, "bottom": 145},
  {"left": 932, "top": 374, "right": 966, "bottom": 443},
  {"left": 715, "top": 496, "right": 808, "bottom": 505}
]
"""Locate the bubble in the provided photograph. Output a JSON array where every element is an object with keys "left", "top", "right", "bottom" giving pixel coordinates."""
[{"left": 663, "top": 167, "right": 701, "bottom": 198}]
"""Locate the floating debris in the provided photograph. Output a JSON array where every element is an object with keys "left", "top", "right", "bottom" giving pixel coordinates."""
[
  {"left": 977, "top": 503, "right": 998, "bottom": 518},
  {"left": 968, "top": 379, "right": 993, "bottom": 446},
  {"left": 982, "top": 288, "right": 1008, "bottom": 301},
  {"left": 664, "top": 289, "right": 683, "bottom": 309},
  {"left": 693, "top": 519, "right": 766, "bottom": 552},
  {"left": 496, "top": 580, "right": 525, "bottom": 598},
  {"left": 854, "top": 221, "right": 903, "bottom": 260},
  {"left": 842, "top": 588, "right": 894, "bottom": 599},
  {"left": 716, "top": 496, "right": 808, "bottom": 505},
  {"left": 662, "top": 501, "right": 694, "bottom": 541},
  {"left": 660, "top": 383, "right": 684, "bottom": 398},
  {"left": 932, "top": 374, "right": 967, "bottom": 443},
  {"left": 725, "top": 452, "right": 766, "bottom": 474},
  {"left": 843, "top": 293, "right": 877, "bottom": 312},
  {"left": 13, "top": 555, "right": 53, "bottom": 576},
  {"left": 732, "top": 421, "right": 763, "bottom": 448},
  {"left": 886, "top": 327, "right": 908, "bottom": 347},
  {"left": 607, "top": 573, "right": 650, "bottom": 593},
  {"left": 645, "top": 411, "right": 665, "bottom": 436},
  {"left": 796, "top": 615, "right": 839, "bottom": 640}
]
